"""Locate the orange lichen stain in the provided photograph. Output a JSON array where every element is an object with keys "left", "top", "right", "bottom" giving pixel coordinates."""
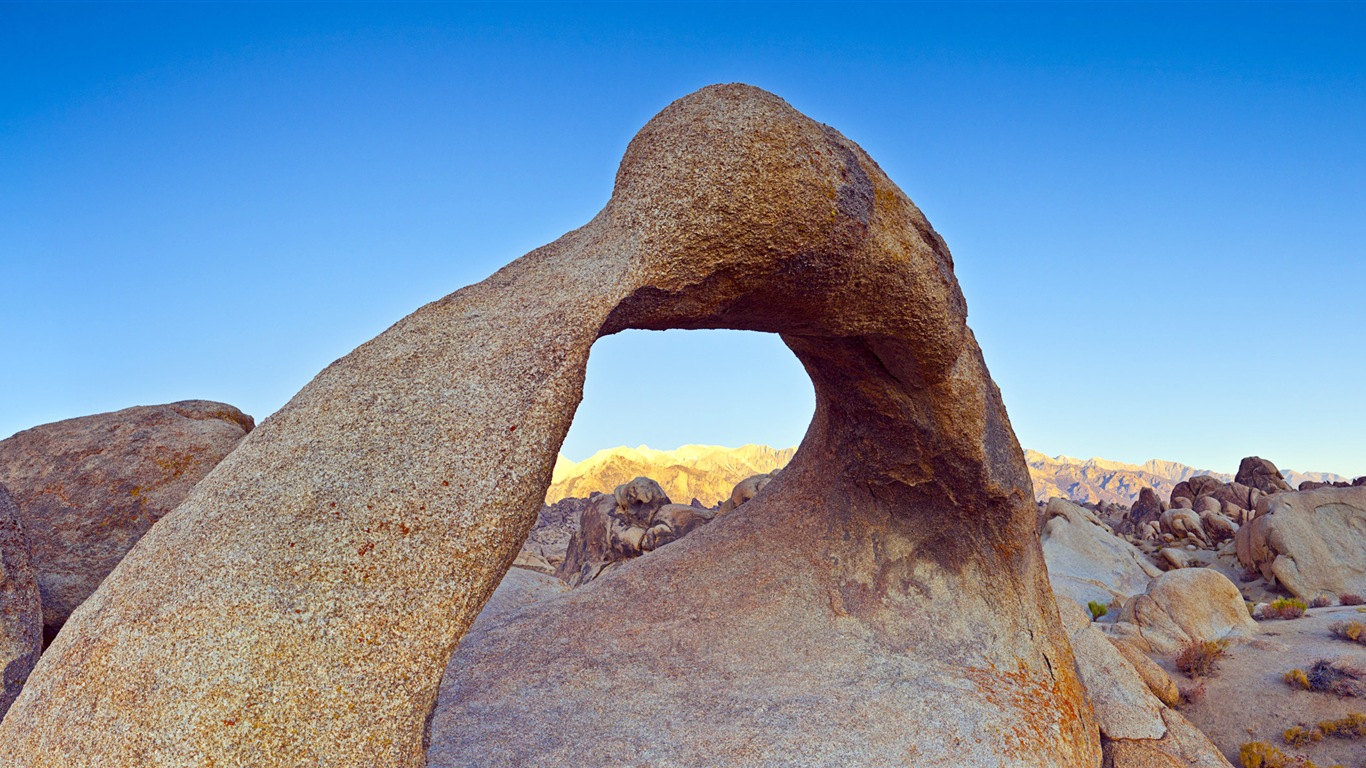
[
  {"left": 357, "top": 542, "right": 374, "bottom": 556},
  {"left": 963, "top": 659, "right": 1092, "bottom": 763}
]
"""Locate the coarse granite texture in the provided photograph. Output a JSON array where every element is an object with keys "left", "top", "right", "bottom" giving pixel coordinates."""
[{"left": 0, "top": 84, "right": 1099, "bottom": 766}]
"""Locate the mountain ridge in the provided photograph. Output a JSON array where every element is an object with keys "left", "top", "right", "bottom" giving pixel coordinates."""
[{"left": 548, "top": 444, "right": 1349, "bottom": 506}]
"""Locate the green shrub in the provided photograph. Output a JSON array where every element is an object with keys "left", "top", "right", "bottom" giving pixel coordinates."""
[
  {"left": 1087, "top": 600, "right": 1108, "bottom": 620},
  {"left": 1264, "top": 597, "right": 1307, "bottom": 620}
]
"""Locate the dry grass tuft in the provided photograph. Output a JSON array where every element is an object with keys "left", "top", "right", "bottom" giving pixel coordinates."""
[
  {"left": 1340, "top": 593, "right": 1365, "bottom": 606},
  {"left": 1238, "top": 739, "right": 1347, "bottom": 768},
  {"left": 1316, "top": 712, "right": 1366, "bottom": 739},
  {"left": 1310, "top": 595, "right": 1332, "bottom": 609},
  {"left": 1328, "top": 620, "right": 1366, "bottom": 646},
  {"left": 1311, "top": 659, "right": 1366, "bottom": 698},
  {"left": 1175, "top": 639, "right": 1229, "bottom": 679},
  {"left": 1178, "top": 680, "right": 1207, "bottom": 707},
  {"left": 1282, "top": 724, "right": 1322, "bottom": 747},
  {"left": 1285, "top": 668, "right": 1311, "bottom": 690}
]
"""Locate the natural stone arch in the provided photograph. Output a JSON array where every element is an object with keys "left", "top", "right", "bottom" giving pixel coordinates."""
[{"left": 0, "top": 85, "right": 1099, "bottom": 766}]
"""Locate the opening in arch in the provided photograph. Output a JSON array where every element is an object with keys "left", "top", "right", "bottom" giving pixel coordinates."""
[
  {"left": 557, "top": 328, "right": 813, "bottom": 499},
  {"left": 466, "top": 328, "right": 814, "bottom": 607}
]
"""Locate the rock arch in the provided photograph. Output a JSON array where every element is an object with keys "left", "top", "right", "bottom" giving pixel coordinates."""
[{"left": 0, "top": 85, "right": 1098, "bottom": 766}]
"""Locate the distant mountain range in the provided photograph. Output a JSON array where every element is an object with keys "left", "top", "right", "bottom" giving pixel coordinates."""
[
  {"left": 548, "top": 444, "right": 1350, "bottom": 507},
  {"left": 549, "top": 445, "right": 794, "bottom": 506}
]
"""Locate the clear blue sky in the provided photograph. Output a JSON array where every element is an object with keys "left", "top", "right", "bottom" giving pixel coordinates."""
[{"left": 2, "top": 2, "right": 1363, "bottom": 475}]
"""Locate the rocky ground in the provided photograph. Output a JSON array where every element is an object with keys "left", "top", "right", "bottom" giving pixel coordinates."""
[
  {"left": 458, "top": 455, "right": 1366, "bottom": 768},
  {"left": 1, "top": 398, "right": 1364, "bottom": 767}
]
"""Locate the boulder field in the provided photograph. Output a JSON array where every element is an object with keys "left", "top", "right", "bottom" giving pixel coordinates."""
[{"left": 0, "top": 84, "right": 1097, "bottom": 766}]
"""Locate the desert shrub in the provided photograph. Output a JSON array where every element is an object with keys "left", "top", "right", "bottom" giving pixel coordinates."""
[
  {"left": 1316, "top": 712, "right": 1366, "bottom": 738},
  {"left": 1329, "top": 620, "right": 1366, "bottom": 646},
  {"left": 1178, "top": 680, "right": 1207, "bottom": 707},
  {"left": 1238, "top": 740, "right": 1345, "bottom": 768},
  {"left": 1341, "top": 593, "right": 1365, "bottom": 606},
  {"left": 1285, "top": 668, "right": 1311, "bottom": 690},
  {"left": 1264, "top": 597, "right": 1308, "bottom": 620},
  {"left": 1306, "top": 658, "right": 1366, "bottom": 698},
  {"left": 1087, "top": 600, "right": 1108, "bottom": 620},
  {"left": 1310, "top": 595, "right": 1332, "bottom": 609},
  {"left": 1282, "top": 725, "right": 1322, "bottom": 747},
  {"left": 1175, "top": 639, "right": 1229, "bottom": 679}
]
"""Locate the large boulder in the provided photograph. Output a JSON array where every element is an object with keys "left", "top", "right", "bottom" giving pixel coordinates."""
[
  {"left": 1111, "top": 568, "right": 1258, "bottom": 655},
  {"left": 554, "top": 493, "right": 621, "bottom": 586},
  {"left": 0, "top": 85, "right": 1097, "bottom": 766},
  {"left": 1233, "top": 456, "right": 1291, "bottom": 495},
  {"left": 0, "top": 401, "right": 253, "bottom": 638},
  {"left": 554, "top": 479, "right": 709, "bottom": 586},
  {"left": 1234, "top": 486, "right": 1366, "bottom": 600},
  {"left": 0, "top": 483, "right": 41, "bottom": 720},
  {"left": 716, "top": 472, "right": 773, "bottom": 515},
  {"left": 1055, "top": 599, "right": 1230, "bottom": 768},
  {"left": 1042, "top": 497, "right": 1162, "bottom": 608},
  {"left": 1128, "top": 486, "right": 1164, "bottom": 530}
]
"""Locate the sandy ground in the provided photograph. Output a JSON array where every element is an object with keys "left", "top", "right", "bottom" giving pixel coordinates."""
[{"left": 1163, "top": 605, "right": 1366, "bottom": 768}]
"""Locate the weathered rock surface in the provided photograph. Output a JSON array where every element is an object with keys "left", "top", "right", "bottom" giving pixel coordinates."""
[
  {"left": 1042, "top": 497, "right": 1162, "bottom": 608},
  {"left": 716, "top": 471, "right": 774, "bottom": 515},
  {"left": 1055, "top": 598, "right": 1230, "bottom": 768},
  {"left": 1128, "top": 487, "right": 1165, "bottom": 532},
  {"left": 516, "top": 496, "right": 590, "bottom": 572},
  {"left": 0, "top": 483, "right": 41, "bottom": 720},
  {"left": 0, "top": 401, "right": 253, "bottom": 638},
  {"left": 1, "top": 85, "right": 1096, "bottom": 766},
  {"left": 1111, "top": 568, "right": 1258, "bottom": 655},
  {"left": 1234, "top": 486, "right": 1366, "bottom": 600},
  {"left": 465, "top": 567, "right": 569, "bottom": 627},
  {"left": 1233, "top": 456, "right": 1292, "bottom": 495},
  {"left": 552, "top": 478, "right": 714, "bottom": 586}
]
